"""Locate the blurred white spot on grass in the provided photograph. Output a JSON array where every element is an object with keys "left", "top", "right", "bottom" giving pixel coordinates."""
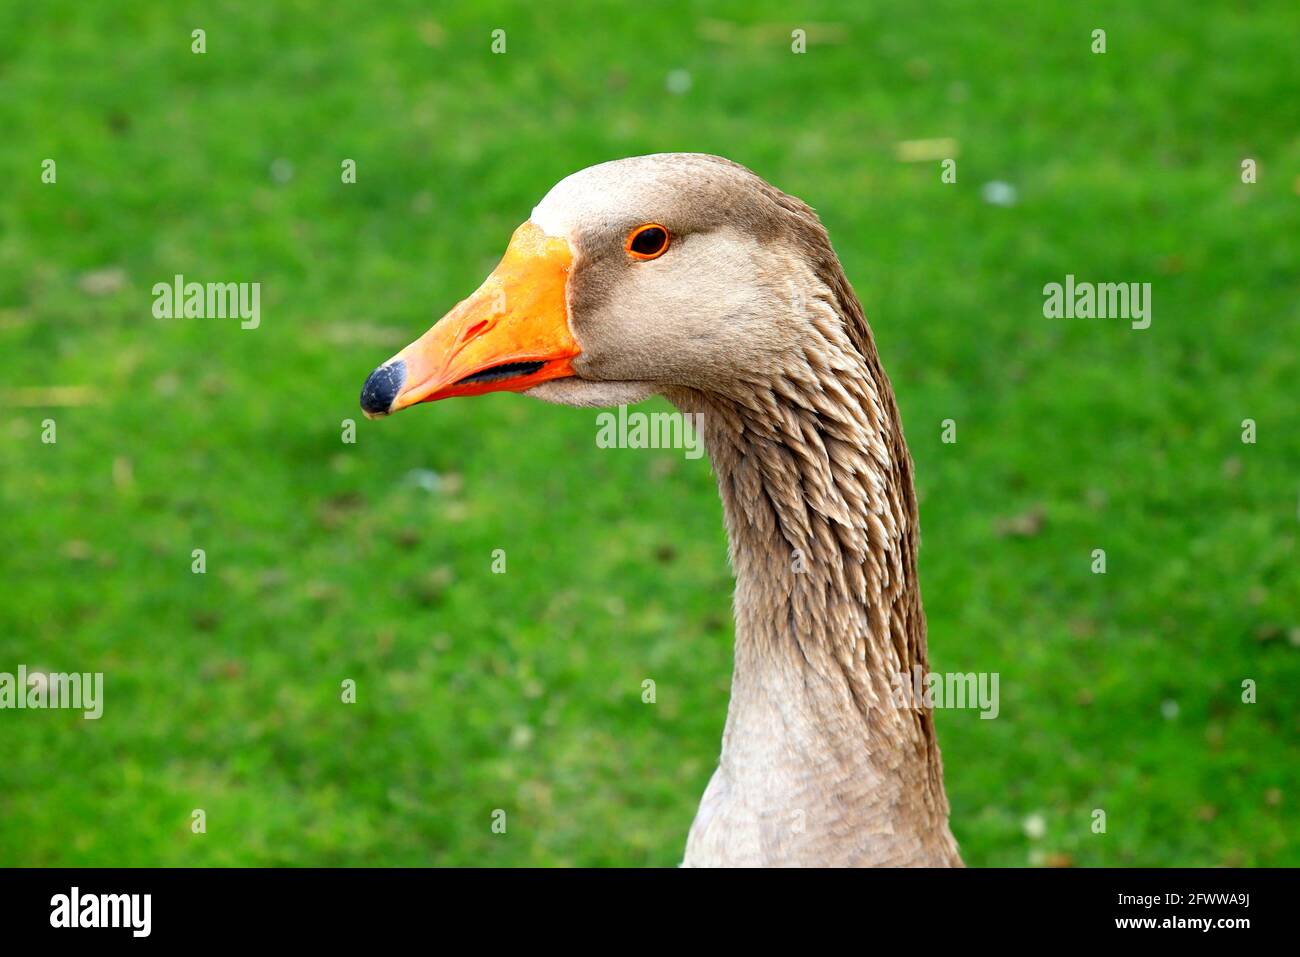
[
  {"left": 981, "top": 180, "right": 1018, "bottom": 206},
  {"left": 405, "top": 468, "right": 442, "bottom": 493},
  {"left": 79, "top": 267, "right": 126, "bottom": 297},
  {"left": 509, "top": 725, "right": 534, "bottom": 749},
  {"left": 1161, "top": 699, "right": 1180, "bottom": 720},
  {"left": 1023, "top": 812, "right": 1047, "bottom": 840},
  {"left": 666, "top": 69, "right": 692, "bottom": 95},
  {"left": 270, "top": 158, "right": 294, "bottom": 183}
]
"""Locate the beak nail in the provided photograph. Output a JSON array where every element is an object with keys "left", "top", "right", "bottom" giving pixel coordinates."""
[{"left": 360, "top": 359, "right": 406, "bottom": 417}]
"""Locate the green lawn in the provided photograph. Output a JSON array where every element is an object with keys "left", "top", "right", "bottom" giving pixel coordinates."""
[{"left": 0, "top": 0, "right": 1296, "bottom": 866}]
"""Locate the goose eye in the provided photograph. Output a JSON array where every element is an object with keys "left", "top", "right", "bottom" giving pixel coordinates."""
[{"left": 626, "top": 224, "right": 670, "bottom": 260}]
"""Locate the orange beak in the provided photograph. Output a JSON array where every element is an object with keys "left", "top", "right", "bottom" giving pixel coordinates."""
[{"left": 360, "top": 222, "right": 579, "bottom": 417}]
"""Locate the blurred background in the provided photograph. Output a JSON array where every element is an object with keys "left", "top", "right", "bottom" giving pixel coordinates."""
[{"left": 1, "top": 1, "right": 1297, "bottom": 866}]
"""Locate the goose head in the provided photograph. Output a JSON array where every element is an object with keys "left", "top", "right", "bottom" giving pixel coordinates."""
[
  {"left": 359, "top": 153, "right": 961, "bottom": 866},
  {"left": 360, "top": 153, "right": 832, "bottom": 416}
]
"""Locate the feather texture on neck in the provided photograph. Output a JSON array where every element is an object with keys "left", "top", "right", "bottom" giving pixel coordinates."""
[{"left": 667, "top": 227, "right": 960, "bottom": 867}]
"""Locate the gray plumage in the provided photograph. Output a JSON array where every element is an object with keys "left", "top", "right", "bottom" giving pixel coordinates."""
[{"left": 525, "top": 154, "right": 961, "bottom": 866}]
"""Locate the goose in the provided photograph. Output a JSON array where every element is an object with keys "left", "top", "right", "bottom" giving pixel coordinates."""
[{"left": 360, "top": 153, "right": 961, "bottom": 867}]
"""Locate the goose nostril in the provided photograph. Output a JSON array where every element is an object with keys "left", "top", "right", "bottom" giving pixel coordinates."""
[{"left": 461, "top": 319, "right": 491, "bottom": 344}]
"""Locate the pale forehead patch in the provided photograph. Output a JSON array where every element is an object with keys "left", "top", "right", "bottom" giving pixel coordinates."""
[
  {"left": 528, "top": 155, "right": 689, "bottom": 239},
  {"left": 529, "top": 167, "right": 595, "bottom": 237}
]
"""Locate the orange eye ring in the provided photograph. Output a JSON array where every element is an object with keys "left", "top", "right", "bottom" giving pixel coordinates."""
[{"left": 626, "top": 224, "right": 671, "bottom": 260}]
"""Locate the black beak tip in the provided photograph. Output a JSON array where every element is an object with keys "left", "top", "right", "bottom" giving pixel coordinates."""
[{"left": 360, "top": 360, "right": 406, "bottom": 417}]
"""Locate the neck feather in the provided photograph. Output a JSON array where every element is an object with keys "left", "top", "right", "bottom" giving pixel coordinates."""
[{"left": 668, "top": 248, "right": 959, "bottom": 867}]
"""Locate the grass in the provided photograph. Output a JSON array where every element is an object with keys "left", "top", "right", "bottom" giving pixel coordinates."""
[{"left": 0, "top": 0, "right": 1297, "bottom": 866}]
